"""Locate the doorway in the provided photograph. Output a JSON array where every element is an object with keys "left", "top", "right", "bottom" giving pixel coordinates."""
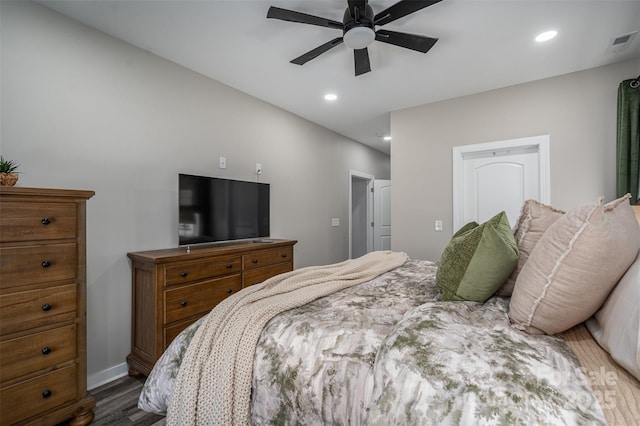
[
  {"left": 349, "top": 171, "right": 373, "bottom": 259},
  {"left": 349, "top": 171, "right": 392, "bottom": 258}
]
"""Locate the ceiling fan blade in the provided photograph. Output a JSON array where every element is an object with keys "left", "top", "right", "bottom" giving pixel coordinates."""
[
  {"left": 290, "top": 37, "right": 344, "bottom": 65},
  {"left": 375, "top": 29, "right": 437, "bottom": 53},
  {"left": 374, "top": 0, "right": 442, "bottom": 26},
  {"left": 267, "top": 6, "right": 343, "bottom": 30},
  {"left": 354, "top": 48, "right": 371, "bottom": 76}
]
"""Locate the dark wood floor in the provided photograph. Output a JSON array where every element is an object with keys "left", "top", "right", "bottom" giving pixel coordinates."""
[{"left": 60, "top": 375, "right": 165, "bottom": 426}]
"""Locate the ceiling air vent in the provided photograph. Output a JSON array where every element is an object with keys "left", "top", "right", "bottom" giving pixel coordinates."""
[{"left": 607, "top": 31, "right": 637, "bottom": 53}]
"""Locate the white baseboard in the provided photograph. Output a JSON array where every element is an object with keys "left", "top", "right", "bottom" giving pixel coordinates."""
[{"left": 88, "top": 362, "right": 130, "bottom": 390}]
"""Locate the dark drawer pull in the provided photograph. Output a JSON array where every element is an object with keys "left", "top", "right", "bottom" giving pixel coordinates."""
[
  {"left": 180, "top": 272, "right": 188, "bottom": 277},
  {"left": 42, "top": 303, "right": 52, "bottom": 311},
  {"left": 42, "top": 347, "right": 52, "bottom": 355},
  {"left": 41, "top": 218, "right": 51, "bottom": 225},
  {"left": 226, "top": 263, "right": 233, "bottom": 269},
  {"left": 42, "top": 260, "right": 52, "bottom": 268},
  {"left": 180, "top": 300, "right": 187, "bottom": 307},
  {"left": 252, "top": 259, "right": 258, "bottom": 264},
  {"left": 281, "top": 253, "right": 288, "bottom": 258},
  {"left": 42, "top": 389, "right": 52, "bottom": 399},
  {"left": 226, "top": 288, "right": 233, "bottom": 294}
]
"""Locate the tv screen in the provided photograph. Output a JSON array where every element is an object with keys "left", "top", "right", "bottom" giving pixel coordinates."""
[{"left": 178, "top": 174, "right": 270, "bottom": 246}]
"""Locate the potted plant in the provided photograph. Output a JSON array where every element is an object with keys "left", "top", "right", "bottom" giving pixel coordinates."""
[{"left": 0, "top": 156, "right": 20, "bottom": 186}]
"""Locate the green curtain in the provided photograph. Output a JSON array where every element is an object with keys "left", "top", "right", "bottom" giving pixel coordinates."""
[{"left": 616, "top": 77, "right": 640, "bottom": 203}]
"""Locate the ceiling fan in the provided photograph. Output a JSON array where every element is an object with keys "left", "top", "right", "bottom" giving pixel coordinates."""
[{"left": 267, "top": 0, "right": 442, "bottom": 76}]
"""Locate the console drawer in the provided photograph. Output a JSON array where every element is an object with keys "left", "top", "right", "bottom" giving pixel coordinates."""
[
  {"left": 164, "top": 317, "right": 199, "bottom": 348},
  {"left": 0, "top": 201, "right": 77, "bottom": 242},
  {"left": 243, "top": 246, "right": 293, "bottom": 270},
  {"left": 0, "top": 324, "right": 76, "bottom": 382},
  {"left": 165, "top": 255, "right": 241, "bottom": 286},
  {"left": 243, "top": 262, "right": 293, "bottom": 287},
  {"left": 0, "top": 243, "right": 76, "bottom": 289},
  {"left": 0, "top": 284, "right": 77, "bottom": 336},
  {"left": 165, "top": 275, "right": 242, "bottom": 324}
]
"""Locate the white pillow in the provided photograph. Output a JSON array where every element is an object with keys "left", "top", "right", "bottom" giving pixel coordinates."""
[{"left": 586, "top": 252, "right": 640, "bottom": 381}]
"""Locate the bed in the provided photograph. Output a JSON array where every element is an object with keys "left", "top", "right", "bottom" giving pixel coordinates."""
[{"left": 138, "top": 196, "right": 640, "bottom": 425}]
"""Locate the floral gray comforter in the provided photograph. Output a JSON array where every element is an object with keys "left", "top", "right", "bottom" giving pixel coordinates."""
[{"left": 139, "top": 259, "right": 605, "bottom": 425}]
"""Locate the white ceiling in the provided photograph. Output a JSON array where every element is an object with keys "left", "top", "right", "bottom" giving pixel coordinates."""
[{"left": 38, "top": 0, "right": 640, "bottom": 154}]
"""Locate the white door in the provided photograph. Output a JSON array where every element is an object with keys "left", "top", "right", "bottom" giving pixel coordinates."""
[
  {"left": 463, "top": 147, "right": 538, "bottom": 226},
  {"left": 373, "top": 180, "right": 391, "bottom": 251},
  {"left": 453, "top": 135, "right": 550, "bottom": 231}
]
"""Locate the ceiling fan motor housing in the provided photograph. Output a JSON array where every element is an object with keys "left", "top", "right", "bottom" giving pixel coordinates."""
[{"left": 343, "top": 5, "right": 375, "bottom": 49}]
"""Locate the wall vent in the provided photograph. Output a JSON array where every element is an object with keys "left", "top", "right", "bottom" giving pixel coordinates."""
[{"left": 607, "top": 31, "right": 637, "bottom": 53}]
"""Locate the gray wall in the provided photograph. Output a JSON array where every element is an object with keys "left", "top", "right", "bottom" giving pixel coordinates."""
[
  {"left": 391, "top": 58, "right": 640, "bottom": 262},
  {"left": 1, "top": 1, "right": 390, "bottom": 386}
]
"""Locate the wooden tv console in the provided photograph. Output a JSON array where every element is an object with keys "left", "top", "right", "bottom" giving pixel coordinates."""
[{"left": 126, "top": 239, "right": 297, "bottom": 376}]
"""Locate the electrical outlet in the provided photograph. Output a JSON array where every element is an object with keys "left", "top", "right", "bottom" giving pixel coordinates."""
[
  {"left": 219, "top": 156, "right": 227, "bottom": 169},
  {"left": 435, "top": 220, "right": 443, "bottom": 231},
  {"left": 256, "top": 163, "right": 262, "bottom": 175}
]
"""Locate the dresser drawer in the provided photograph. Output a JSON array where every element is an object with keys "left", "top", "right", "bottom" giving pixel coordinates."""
[
  {"left": 165, "top": 275, "right": 242, "bottom": 324},
  {"left": 0, "top": 364, "right": 77, "bottom": 425},
  {"left": 0, "top": 284, "right": 77, "bottom": 335},
  {"left": 0, "top": 324, "right": 76, "bottom": 382},
  {"left": 0, "top": 243, "right": 76, "bottom": 290},
  {"left": 243, "top": 262, "right": 293, "bottom": 287},
  {"left": 165, "top": 255, "right": 241, "bottom": 286},
  {"left": 0, "top": 202, "right": 77, "bottom": 243},
  {"left": 243, "top": 246, "right": 293, "bottom": 270},
  {"left": 165, "top": 317, "right": 200, "bottom": 348}
]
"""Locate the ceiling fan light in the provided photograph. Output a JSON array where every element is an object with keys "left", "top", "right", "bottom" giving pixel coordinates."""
[{"left": 344, "top": 27, "right": 375, "bottom": 49}]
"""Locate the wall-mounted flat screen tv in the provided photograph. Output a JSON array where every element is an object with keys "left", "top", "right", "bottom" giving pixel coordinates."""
[{"left": 178, "top": 174, "right": 270, "bottom": 246}]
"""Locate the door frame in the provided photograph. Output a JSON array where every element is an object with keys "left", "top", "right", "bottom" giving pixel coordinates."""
[
  {"left": 349, "top": 170, "right": 374, "bottom": 259},
  {"left": 452, "top": 135, "right": 551, "bottom": 231}
]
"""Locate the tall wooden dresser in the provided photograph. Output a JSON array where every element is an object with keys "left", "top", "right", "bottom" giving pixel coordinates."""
[
  {"left": 0, "top": 187, "right": 95, "bottom": 426},
  {"left": 126, "top": 239, "right": 296, "bottom": 376}
]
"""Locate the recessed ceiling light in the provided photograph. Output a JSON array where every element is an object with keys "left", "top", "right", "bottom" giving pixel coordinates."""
[
  {"left": 324, "top": 93, "right": 338, "bottom": 101},
  {"left": 535, "top": 30, "right": 557, "bottom": 42},
  {"left": 383, "top": 136, "right": 392, "bottom": 141}
]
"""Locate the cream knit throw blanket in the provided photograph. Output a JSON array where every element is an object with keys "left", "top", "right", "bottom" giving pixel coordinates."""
[{"left": 167, "top": 250, "right": 408, "bottom": 426}]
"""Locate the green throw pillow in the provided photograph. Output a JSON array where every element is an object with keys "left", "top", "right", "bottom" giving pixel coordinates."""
[{"left": 436, "top": 211, "right": 519, "bottom": 302}]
